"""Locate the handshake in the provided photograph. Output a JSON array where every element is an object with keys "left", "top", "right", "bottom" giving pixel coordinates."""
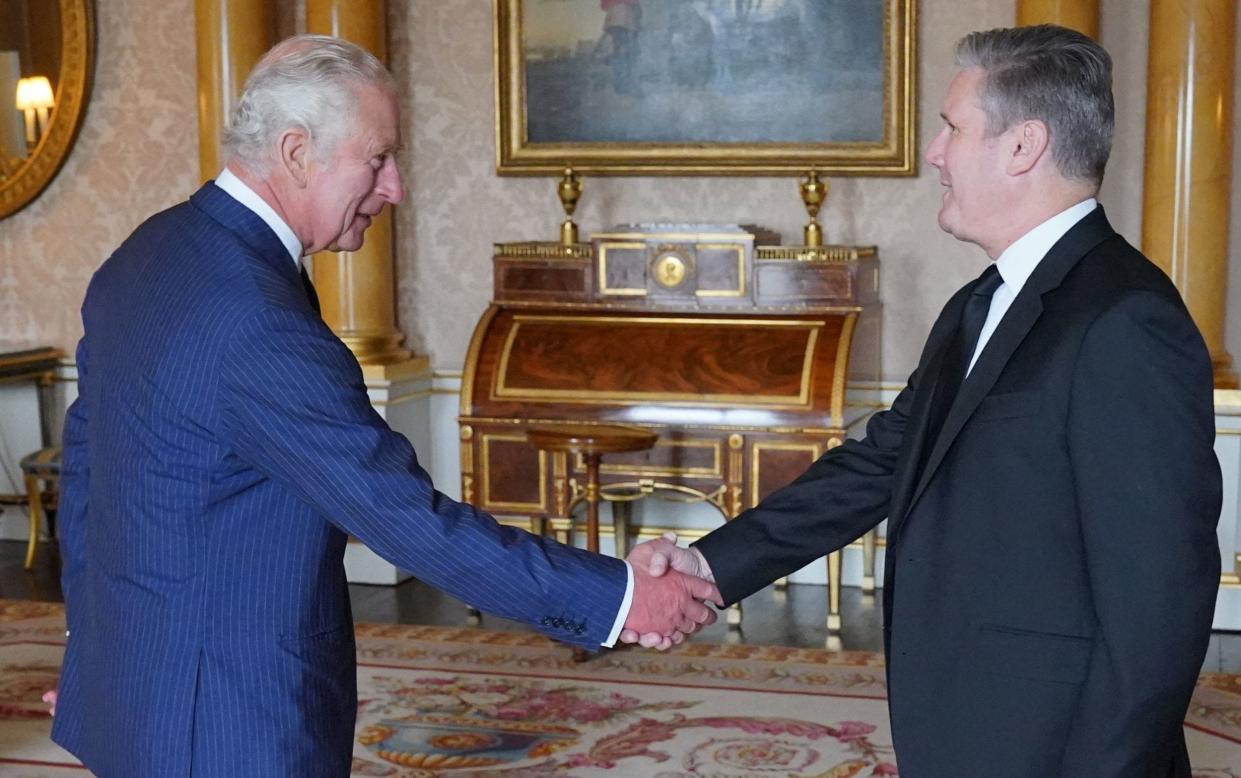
[{"left": 618, "top": 532, "right": 720, "bottom": 650}]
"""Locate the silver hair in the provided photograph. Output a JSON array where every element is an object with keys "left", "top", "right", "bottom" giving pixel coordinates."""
[
  {"left": 222, "top": 34, "right": 395, "bottom": 173},
  {"left": 955, "top": 25, "right": 1114, "bottom": 185}
]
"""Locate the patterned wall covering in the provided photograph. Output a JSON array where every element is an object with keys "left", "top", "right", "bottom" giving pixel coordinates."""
[
  {"left": 0, "top": 0, "right": 198, "bottom": 352},
  {"left": 1, "top": 0, "right": 1239, "bottom": 383}
]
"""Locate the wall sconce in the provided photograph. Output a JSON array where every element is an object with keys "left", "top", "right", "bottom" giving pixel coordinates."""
[{"left": 15, "top": 76, "right": 54, "bottom": 146}]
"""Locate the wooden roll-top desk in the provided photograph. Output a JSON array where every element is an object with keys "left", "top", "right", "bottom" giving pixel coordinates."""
[{"left": 459, "top": 225, "right": 880, "bottom": 630}]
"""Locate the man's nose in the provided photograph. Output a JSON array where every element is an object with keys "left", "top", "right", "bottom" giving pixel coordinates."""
[
  {"left": 924, "top": 128, "right": 946, "bottom": 168},
  {"left": 377, "top": 159, "right": 404, "bottom": 205}
]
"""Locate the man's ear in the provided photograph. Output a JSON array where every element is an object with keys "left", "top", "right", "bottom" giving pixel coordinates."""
[
  {"left": 278, "top": 128, "right": 312, "bottom": 187},
  {"left": 1008, "top": 119, "right": 1049, "bottom": 176}
]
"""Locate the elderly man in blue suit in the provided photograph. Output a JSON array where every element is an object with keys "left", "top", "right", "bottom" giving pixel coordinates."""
[{"left": 47, "top": 35, "right": 721, "bottom": 778}]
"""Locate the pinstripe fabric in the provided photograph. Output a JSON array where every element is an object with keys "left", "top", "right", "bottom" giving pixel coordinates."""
[{"left": 51, "top": 182, "right": 627, "bottom": 778}]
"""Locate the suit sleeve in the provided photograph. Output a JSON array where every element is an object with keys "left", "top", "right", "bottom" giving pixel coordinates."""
[
  {"left": 1065, "top": 291, "right": 1220, "bottom": 772},
  {"left": 217, "top": 307, "right": 627, "bottom": 649},
  {"left": 58, "top": 337, "right": 90, "bottom": 633},
  {"left": 694, "top": 367, "right": 917, "bottom": 605}
]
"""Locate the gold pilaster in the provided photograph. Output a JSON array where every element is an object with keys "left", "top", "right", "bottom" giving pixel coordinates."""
[
  {"left": 306, "top": 0, "right": 412, "bottom": 367},
  {"left": 1016, "top": 0, "right": 1100, "bottom": 38},
  {"left": 1142, "top": 0, "right": 1237, "bottom": 388},
  {"left": 195, "top": 0, "right": 274, "bottom": 182}
]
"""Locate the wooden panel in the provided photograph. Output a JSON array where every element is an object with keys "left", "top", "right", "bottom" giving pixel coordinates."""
[
  {"left": 493, "top": 315, "right": 833, "bottom": 406},
  {"left": 495, "top": 260, "right": 591, "bottom": 302},
  {"left": 756, "top": 261, "right": 857, "bottom": 304},
  {"left": 598, "top": 243, "right": 647, "bottom": 296},
  {"left": 581, "top": 437, "right": 723, "bottom": 479},
  {"left": 480, "top": 433, "right": 546, "bottom": 512},
  {"left": 696, "top": 245, "right": 745, "bottom": 298},
  {"left": 751, "top": 441, "right": 822, "bottom": 506}
]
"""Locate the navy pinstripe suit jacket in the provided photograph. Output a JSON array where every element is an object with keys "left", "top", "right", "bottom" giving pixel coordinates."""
[{"left": 51, "top": 183, "right": 627, "bottom": 777}]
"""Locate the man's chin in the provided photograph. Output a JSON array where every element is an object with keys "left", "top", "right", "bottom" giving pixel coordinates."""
[
  {"left": 327, "top": 233, "right": 366, "bottom": 253},
  {"left": 936, "top": 212, "right": 955, "bottom": 236}
]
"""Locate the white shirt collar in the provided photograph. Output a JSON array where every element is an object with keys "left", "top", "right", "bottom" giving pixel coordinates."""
[
  {"left": 994, "top": 198, "right": 1098, "bottom": 294},
  {"left": 214, "top": 168, "right": 304, "bottom": 266}
]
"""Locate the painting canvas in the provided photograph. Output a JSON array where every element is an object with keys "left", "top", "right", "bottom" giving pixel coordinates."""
[{"left": 496, "top": 0, "right": 916, "bottom": 175}]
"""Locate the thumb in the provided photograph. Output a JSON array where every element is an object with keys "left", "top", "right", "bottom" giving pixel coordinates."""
[{"left": 648, "top": 550, "right": 669, "bottom": 577}]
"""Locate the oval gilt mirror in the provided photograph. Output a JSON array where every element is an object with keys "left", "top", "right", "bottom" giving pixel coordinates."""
[{"left": 0, "top": 0, "right": 95, "bottom": 218}]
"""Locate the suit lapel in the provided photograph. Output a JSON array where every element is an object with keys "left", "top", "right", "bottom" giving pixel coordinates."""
[
  {"left": 885, "top": 301, "right": 963, "bottom": 525},
  {"left": 189, "top": 182, "right": 300, "bottom": 283},
  {"left": 894, "top": 206, "right": 1119, "bottom": 527}
]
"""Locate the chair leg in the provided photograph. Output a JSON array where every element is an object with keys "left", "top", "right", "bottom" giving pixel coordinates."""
[
  {"left": 826, "top": 550, "right": 842, "bottom": 632},
  {"left": 862, "top": 528, "right": 877, "bottom": 593},
  {"left": 24, "top": 475, "right": 42, "bottom": 570},
  {"left": 611, "top": 500, "right": 632, "bottom": 559}
]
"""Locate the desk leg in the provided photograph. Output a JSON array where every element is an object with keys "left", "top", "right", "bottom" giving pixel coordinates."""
[
  {"left": 584, "top": 453, "right": 601, "bottom": 554},
  {"left": 862, "top": 528, "right": 877, "bottom": 593},
  {"left": 826, "top": 550, "right": 842, "bottom": 632},
  {"left": 575, "top": 455, "right": 600, "bottom": 666},
  {"left": 550, "top": 451, "right": 572, "bottom": 545},
  {"left": 611, "top": 499, "right": 632, "bottom": 559}
]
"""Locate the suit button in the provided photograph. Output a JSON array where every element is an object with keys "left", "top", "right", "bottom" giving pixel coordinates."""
[{"left": 540, "top": 617, "right": 551, "bottom": 626}]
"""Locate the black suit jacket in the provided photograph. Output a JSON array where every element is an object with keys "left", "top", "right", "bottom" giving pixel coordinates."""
[{"left": 695, "top": 208, "right": 1221, "bottom": 777}]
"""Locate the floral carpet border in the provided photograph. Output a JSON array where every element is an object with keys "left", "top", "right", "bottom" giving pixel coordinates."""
[{"left": 6, "top": 599, "right": 1241, "bottom": 746}]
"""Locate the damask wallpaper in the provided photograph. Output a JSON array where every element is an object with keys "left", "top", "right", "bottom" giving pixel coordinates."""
[
  {"left": 0, "top": 0, "right": 198, "bottom": 354},
  {"left": 1, "top": 0, "right": 1239, "bottom": 383}
]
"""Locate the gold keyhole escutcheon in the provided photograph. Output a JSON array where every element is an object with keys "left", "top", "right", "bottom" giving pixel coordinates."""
[{"left": 653, "top": 253, "right": 687, "bottom": 288}]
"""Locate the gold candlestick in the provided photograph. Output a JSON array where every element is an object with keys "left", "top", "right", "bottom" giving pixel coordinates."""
[
  {"left": 557, "top": 167, "right": 583, "bottom": 245},
  {"left": 800, "top": 170, "right": 828, "bottom": 247}
]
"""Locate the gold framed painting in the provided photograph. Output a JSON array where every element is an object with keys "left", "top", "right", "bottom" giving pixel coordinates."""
[{"left": 495, "top": 0, "right": 917, "bottom": 176}]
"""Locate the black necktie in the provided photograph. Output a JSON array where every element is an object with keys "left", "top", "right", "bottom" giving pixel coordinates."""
[
  {"left": 921, "top": 264, "right": 1003, "bottom": 464},
  {"left": 299, "top": 266, "right": 321, "bottom": 315}
]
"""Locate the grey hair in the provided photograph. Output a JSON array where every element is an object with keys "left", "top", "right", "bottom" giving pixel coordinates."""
[
  {"left": 956, "top": 25, "right": 1114, "bottom": 185},
  {"left": 222, "top": 34, "right": 395, "bottom": 173}
]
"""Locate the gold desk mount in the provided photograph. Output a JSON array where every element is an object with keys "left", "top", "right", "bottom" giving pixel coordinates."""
[
  {"left": 557, "top": 167, "right": 583, "bottom": 245},
  {"left": 800, "top": 169, "right": 828, "bottom": 248}
]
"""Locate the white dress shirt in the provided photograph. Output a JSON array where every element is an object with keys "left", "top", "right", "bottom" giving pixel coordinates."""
[
  {"left": 214, "top": 168, "right": 304, "bottom": 266},
  {"left": 213, "top": 168, "right": 636, "bottom": 646},
  {"left": 967, "top": 198, "right": 1098, "bottom": 376}
]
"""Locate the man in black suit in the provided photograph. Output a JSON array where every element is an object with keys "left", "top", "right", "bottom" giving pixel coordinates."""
[{"left": 623, "top": 25, "right": 1221, "bottom": 776}]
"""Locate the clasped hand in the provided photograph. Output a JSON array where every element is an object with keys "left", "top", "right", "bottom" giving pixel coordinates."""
[{"left": 619, "top": 532, "right": 720, "bottom": 650}]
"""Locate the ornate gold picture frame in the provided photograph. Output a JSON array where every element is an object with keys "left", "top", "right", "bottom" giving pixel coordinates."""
[
  {"left": 0, "top": 0, "right": 95, "bottom": 219},
  {"left": 495, "top": 0, "right": 916, "bottom": 176}
]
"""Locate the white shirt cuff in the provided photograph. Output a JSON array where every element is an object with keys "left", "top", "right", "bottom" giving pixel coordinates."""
[{"left": 602, "top": 561, "right": 635, "bottom": 647}]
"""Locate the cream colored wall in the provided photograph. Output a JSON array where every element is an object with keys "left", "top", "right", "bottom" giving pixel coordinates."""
[
  {"left": 1, "top": 0, "right": 1238, "bottom": 385},
  {"left": 0, "top": 0, "right": 199, "bottom": 348}
]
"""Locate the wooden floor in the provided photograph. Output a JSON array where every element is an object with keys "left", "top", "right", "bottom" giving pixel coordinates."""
[{"left": 6, "top": 540, "right": 1239, "bottom": 672}]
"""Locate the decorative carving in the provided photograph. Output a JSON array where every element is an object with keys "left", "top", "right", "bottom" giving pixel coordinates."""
[
  {"left": 799, "top": 171, "right": 828, "bottom": 247},
  {"left": 651, "top": 252, "right": 689, "bottom": 289},
  {"left": 556, "top": 167, "right": 582, "bottom": 246},
  {"left": 552, "top": 451, "right": 569, "bottom": 517}
]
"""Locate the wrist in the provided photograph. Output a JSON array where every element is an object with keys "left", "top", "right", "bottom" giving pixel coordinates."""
[{"left": 692, "top": 547, "right": 714, "bottom": 582}]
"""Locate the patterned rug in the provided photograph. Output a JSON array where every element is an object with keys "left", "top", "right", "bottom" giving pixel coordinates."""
[{"left": 2, "top": 600, "right": 1240, "bottom": 776}]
